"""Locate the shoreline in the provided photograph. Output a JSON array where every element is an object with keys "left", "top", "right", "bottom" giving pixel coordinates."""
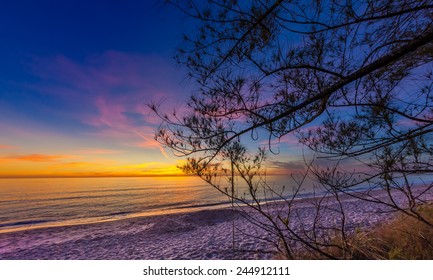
[
  {"left": 0, "top": 201, "right": 233, "bottom": 235},
  {"left": 1, "top": 186, "right": 432, "bottom": 259},
  {"left": 0, "top": 182, "right": 386, "bottom": 235}
]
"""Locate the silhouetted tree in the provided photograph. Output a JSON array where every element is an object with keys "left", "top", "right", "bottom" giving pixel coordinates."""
[{"left": 152, "top": 0, "right": 433, "bottom": 258}]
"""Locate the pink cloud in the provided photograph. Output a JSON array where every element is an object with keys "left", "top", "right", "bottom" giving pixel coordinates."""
[
  {"left": 0, "top": 144, "right": 18, "bottom": 150},
  {"left": 29, "top": 51, "right": 190, "bottom": 157},
  {"left": 1, "top": 153, "right": 73, "bottom": 162},
  {"left": 260, "top": 134, "right": 301, "bottom": 149},
  {"left": 32, "top": 51, "right": 187, "bottom": 97},
  {"left": 133, "top": 131, "right": 170, "bottom": 159},
  {"left": 76, "top": 148, "right": 125, "bottom": 155},
  {"left": 86, "top": 96, "right": 129, "bottom": 128}
]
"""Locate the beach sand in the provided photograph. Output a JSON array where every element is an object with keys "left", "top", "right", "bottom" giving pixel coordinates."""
[{"left": 1, "top": 187, "right": 432, "bottom": 260}]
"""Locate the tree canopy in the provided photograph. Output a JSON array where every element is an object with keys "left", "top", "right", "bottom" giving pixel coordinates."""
[
  {"left": 152, "top": 0, "right": 433, "bottom": 188},
  {"left": 150, "top": 0, "right": 433, "bottom": 259}
]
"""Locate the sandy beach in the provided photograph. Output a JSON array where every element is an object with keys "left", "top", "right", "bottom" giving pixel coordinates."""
[{"left": 1, "top": 187, "right": 432, "bottom": 260}]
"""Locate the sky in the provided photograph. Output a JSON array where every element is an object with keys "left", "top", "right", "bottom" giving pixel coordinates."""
[{"left": 0, "top": 0, "right": 303, "bottom": 178}]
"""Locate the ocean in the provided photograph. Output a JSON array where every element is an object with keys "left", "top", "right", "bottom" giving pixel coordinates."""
[{"left": 0, "top": 175, "right": 304, "bottom": 233}]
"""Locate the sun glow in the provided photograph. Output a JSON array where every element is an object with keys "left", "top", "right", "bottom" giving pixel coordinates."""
[{"left": 0, "top": 152, "right": 186, "bottom": 178}]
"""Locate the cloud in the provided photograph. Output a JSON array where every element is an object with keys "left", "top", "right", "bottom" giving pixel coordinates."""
[
  {"left": 118, "top": 161, "right": 184, "bottom": 176},
  {"left": 267, "top": 160, "right": 306, "bottom": 172},
  {"left": 259, "top": 134, "right": 303, "bottom": 150},
  {"left": 133, "top": 130, "right": 170, "bottom": 159},
  {"left": 1, "top": 153, "right": 72, "bottom": 162},
  {"left": 55, "top": 161, "right": 94, "bottom": 167},
  {"left": 28, "top": 51, "right": 190, "bottom": 158},
  {"left": 76, "top": 148, "right": 124, "bottom": 155},
  {"left": 0, "top": 144, "right": 18, "bottom": 149}
]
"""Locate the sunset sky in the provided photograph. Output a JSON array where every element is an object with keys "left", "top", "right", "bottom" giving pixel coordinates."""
[{"left": 0, "top": 0, "right": 303, "bottom": 178}]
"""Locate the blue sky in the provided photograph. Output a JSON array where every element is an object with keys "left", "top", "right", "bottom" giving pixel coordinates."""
[{"left": 0, "top": 0, "right": 304, "bottom": 177}]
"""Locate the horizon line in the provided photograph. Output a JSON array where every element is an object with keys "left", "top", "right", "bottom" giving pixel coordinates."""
[
  {"left": 0, "top": 173, "right": 290, "bottom": 179},
  {"left": 0, "top": 174, "right": 193, "bottom": 179}
]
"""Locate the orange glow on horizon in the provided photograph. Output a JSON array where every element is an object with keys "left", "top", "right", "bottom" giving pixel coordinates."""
[
  {"left": 0, "top": 169, "right": 187, "bottom": 178},
  {"left": 0, "top": 153, "right": 186, "bottom": 178},
  {"left": 0, "top": 149, "right": 296, "bottom": 179}
]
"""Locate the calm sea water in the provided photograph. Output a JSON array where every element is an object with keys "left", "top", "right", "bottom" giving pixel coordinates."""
[{"left": 0, "top": 175, "right": 306, "bottom": 233}]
